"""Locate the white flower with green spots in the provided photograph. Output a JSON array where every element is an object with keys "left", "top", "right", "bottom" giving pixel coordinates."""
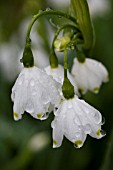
[
  {"left": 11, "top": 66, "right": 60, "bottom": 121},
  {"left": 71, "top": 58, "right": 109, "bottom": 94},
  {"left": 51, "top": 95, "right": 105, "bottom": 148}
]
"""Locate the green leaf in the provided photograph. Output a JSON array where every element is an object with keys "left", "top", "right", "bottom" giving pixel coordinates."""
[{"left": 70, "top": 0, "right": 95, "bottom": 56}]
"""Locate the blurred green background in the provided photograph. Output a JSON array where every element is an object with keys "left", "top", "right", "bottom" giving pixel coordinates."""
[{"left": 0, "top": 0, "right": 113, "bottom": 170}]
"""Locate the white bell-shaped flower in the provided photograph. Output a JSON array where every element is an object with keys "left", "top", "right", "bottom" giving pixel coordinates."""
[
  {"left": 11, "top": 66, "right": 60, "bottom": 121},
  {"left": 51, "top": 95, "right": 105, "bottom": 148},
  {"left": 45, "top": 64, "right": 78, "bottom": 95},
  {"left": 71, "top": 58, "right": 109, "bottom": 94}
]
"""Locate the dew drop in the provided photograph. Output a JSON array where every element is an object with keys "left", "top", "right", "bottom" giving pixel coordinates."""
[
  {"left": 85, "top": 109, "right": 90, "bottom": 114},
  {"left": 38, "top": 10, "right": 43, "bottom": 13},
  {"left": 93, "top": 112, "right": 101, "bottom": 124},
  {"left": 58, "top": 15, "right": 62, "bottom": 18},
  {"left": 84, "top": 124, "right": 91, "bottom": 134},
  {"left": 26, "top": 103, "right": 34, "bottom": 114},
  {"left": 30, "top": 79, "right": 35, "bottom": 86},
  {"left": 18, "top": 80, "right": 22, "bottom": 85},
  {"left": 74, "top": 140, "right": 82, "bottom": 149},
  {"left": 18, "top": 75, "right": 24, "bottom": 85},
  {"left": 74, "top": 117, "right": 81, "bottom": 125},
  {"left": 78, "top": 125, "right": 83, "bottom": 131},
  {"left": 51, "top": 120, "right": 56, "bottom": 128},
  {"left": 54, "top": 107, "right": 58, "bottom": 111},
  {"left": 68, "top": 103, "right": 72, "bottom": 109},
  {"left": 100, "top": 129, "right": 106, "bottom": 136},
  {"left": 46, "top": 7, "right": 53, "bottom": 11},
  {"left": 40, "top": 113, "right": 49, "bottom": 120},
  {"left": 41, "top": 93, "right": 49, "bottom": 104},
  {"left": 75, "top": 132, "right": 81, "bottom": 138}
]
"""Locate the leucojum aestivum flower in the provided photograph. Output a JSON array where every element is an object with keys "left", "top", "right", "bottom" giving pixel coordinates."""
[{"left": 11, "top": 0, "right": 109, "bottom": 149}]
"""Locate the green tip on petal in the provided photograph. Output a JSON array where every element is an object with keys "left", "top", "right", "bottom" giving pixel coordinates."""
[
  {"left": 74, "top": 140, "right": 82, "bottom": 148},
  {"left": 93, "top": 87, "right": 100, "bottom": 93},
  {"left": 96, "top": 129, "right": 101, "bottom": 136},
  {"left": 53, "top": 139, "right": 57, "bottom": 148},
  {"left": 37, "top": 113, "right": 42, "bottom": 119},
  {"left": 96, "top": 129, "right": 106, "bottom": 137},
  {"left": 53, "top": 139, "right": 57, "bottom": 145},
  {"left": 79, "top": 88, "right": 85, "bottom": 94},
  {"left": 13, "top": 112, "right": 19, "bottom": 118}
]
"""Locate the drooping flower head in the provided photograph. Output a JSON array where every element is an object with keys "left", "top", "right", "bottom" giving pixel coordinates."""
[
  {"left": 71, "top": 58, "right": 109, "bottom": 94},
  {"left": 11, "top": 66, "right": 61, "bottom": 121},
  {"left": 45, "top": 64, "right": 78, "bottom": 96},
  {"left": 51, "top": 95, "right": 105, "bottom": 148}
]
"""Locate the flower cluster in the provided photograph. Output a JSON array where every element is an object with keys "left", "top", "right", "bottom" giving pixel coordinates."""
[
  {"left": 11, "top": 55, "right": 108, "bottom": 148},
  {"left": 11, "top": 1, "right": 109, "bottom": 149}
]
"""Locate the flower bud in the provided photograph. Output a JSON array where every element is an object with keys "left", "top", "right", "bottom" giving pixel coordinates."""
[{"left": 54, "top": 36, "right": 71, "bottom": 52}]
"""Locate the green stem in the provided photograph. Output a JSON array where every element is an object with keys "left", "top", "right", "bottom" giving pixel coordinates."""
[
  {"left": 62, "top": 48, "right": 75, "bottom": 99},
  {"left": 64, "top": 48, "right": 68, "bottom": 78},
  {"left": 26, "top": 10, "right": 79, "bottom": 42}
]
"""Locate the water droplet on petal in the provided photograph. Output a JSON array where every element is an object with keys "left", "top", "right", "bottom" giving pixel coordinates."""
[
  {"left": 84, "top": 124, "right": 91, "bottom": 134},
  {"left": 68, "top": 103, "right": 72, "bottom": 109},
  {"left": 51, "top": 120, "right": 56, "bottom": 128},
  {"left": 30, "top": 79, "right": 35, "bottom": 86},
  {"left": 85, "top": 109, "right": 90, "bottom": 114},
  {"left": 93, "top": 112, "right": 101, "bottom": 124},
  {"left": 18, "top": 80, "right": 22, "bottom": 85},
  {"left": 41, "top": 93, "right": 50, "bottom": 104},
  {"left": 40, "top": 113, "right": 49, "bottom": 120},
  {"left": 74, "top": 117, "right": 81, "bottom": 125},
  {"left": 18, "top": 75, "right": 24, "bottom": 85},
  {"left": 54, "top": 107, "right": 58, "bottom": 111},
  {"left": 78, "top": 125, "right": 83, "bottom": 131},
  {"left": 100, "top": 129, "right": 106, "bottom": 136},
  {"left": 75, "top": 132, "right": 81, "bottom": 138},
  {"left": 26, "top": 103, "right": 34, "bottom": 114}
]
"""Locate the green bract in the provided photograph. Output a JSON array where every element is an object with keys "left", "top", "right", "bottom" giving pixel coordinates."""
[
  {"left": 62, "top": 77, "right": 75, "bottom": 99},
  {"left": 22, "top": 40, "right": 34, "bottom": 68}
]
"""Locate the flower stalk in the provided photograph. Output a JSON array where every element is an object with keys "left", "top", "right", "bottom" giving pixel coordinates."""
[
  {"left": 62, "top": 48, "right": 75, "bottom": 99},
  {"left": 26, "top": 9, "right": 79, "bottom": 43}
]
